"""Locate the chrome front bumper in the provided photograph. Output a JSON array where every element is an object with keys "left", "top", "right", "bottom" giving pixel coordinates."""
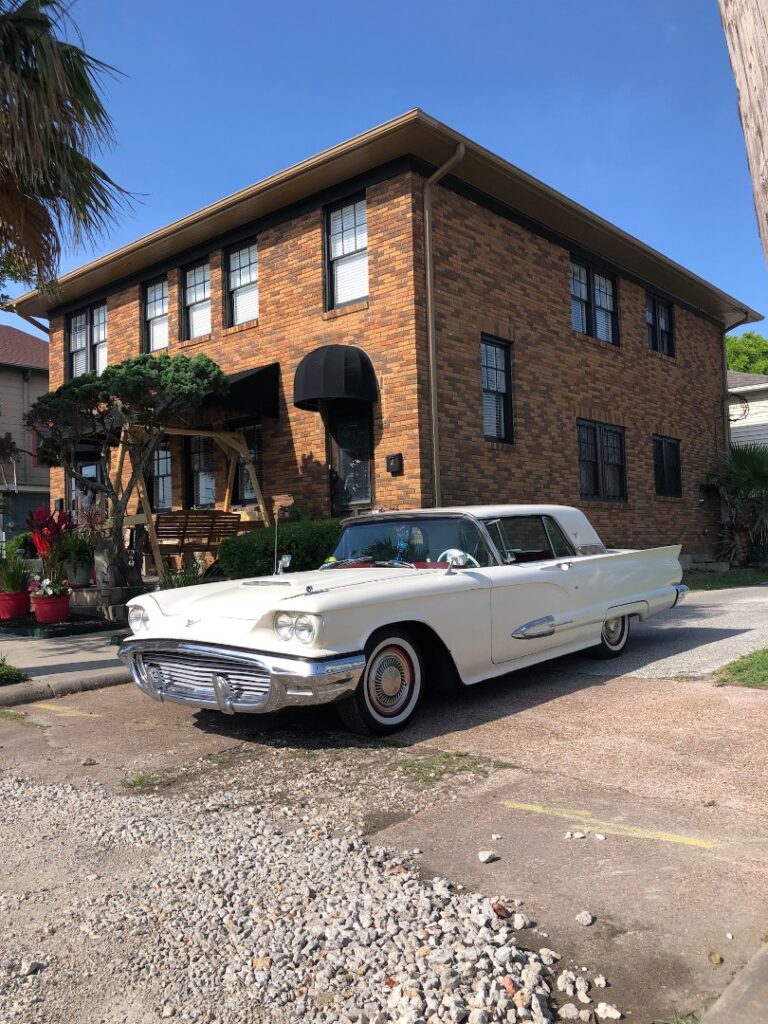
[{"left": 118, "top": 638, "right": 365, "bottom": 715}]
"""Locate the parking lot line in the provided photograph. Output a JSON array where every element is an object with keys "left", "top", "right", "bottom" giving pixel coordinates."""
[{"left": 499, "top": 799, "right": 716, "bottom": 849}]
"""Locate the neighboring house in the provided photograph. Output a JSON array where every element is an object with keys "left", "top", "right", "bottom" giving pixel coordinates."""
[
  {"left": 0, "top": 325, "right": 50, "bottom": 546},
  {"left": 10, "top": 110, "right": 762, "bottom": 555},
  {"left": 728, "top": 369, "right": 768, "bottom": 445}
]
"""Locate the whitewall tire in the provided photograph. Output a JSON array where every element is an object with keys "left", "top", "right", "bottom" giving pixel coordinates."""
[
  {"left": 337, "top": 629, "right": 424, "bottom": 735},
  {"left": 593, "top": 615, "right": 630, "bottom": 659}
]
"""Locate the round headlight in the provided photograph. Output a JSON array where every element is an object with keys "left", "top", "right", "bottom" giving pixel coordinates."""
[
  {"left": 294, "top": 614, "right": 316, "bottom": 645},
  {"left": 128, "top": 605, "right": 149, "bottom": 633},
  {"left": 274, "top": 611, "right": 295, "bottom": 640}
]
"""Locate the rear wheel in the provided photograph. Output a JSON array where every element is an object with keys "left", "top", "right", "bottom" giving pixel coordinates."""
[
  {"left": 593, "top": 614, "right": 630, "bottom": 659},
  {"left": 337, "top": 629, "right": 424, "bottom": 735}
]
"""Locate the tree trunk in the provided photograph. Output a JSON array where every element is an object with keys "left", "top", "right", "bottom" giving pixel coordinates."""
[{"left": 719, "top": 0, "right": 768, "bottom": 260}]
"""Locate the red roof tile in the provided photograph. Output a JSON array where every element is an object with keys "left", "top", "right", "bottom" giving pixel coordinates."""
[{"left": 0, "top": 324, "right": 48, "bottom": 371}]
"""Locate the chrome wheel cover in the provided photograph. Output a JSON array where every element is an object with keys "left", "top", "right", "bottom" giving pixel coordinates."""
[
  {"left": 602, "top": 616, "right": 626, "bottom": 648},
  {"left": 365, "top": 641, "right": 418, "bottom": 720}
]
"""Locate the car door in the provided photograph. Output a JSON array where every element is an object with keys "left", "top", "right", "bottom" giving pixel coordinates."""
[{"left": 484, "top": 515, "right": 601, "bottom": 664}]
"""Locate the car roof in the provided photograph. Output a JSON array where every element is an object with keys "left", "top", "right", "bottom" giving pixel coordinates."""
[{"left": 344, "top": 504, "right": 578, "bottom": 522}]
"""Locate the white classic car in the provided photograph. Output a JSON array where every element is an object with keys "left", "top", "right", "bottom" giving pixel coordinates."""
[{"left": 119, "top": 505, "right": 687, "bottom": 734}]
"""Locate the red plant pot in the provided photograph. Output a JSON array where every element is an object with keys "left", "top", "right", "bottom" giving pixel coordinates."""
[
  {"left": 31, "top": 593, "right": 70, "bottom": 625},
  {"left": 0, "top": 591, "right": 30, "bottom": 619}
]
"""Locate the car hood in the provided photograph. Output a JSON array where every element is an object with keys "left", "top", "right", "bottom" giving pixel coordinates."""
[{"left": 143, "top": 567, "right": 428, "bottom": 620}]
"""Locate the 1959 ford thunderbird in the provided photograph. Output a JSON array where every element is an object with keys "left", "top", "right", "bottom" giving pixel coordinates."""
[{"left": 119, "top": 505, "right": 687, "bottom": 734}]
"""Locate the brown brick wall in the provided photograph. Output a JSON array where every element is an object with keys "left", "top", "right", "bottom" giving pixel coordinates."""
[
  {"left": 48, "top": 167, "right": 727, "bottom": 555},
  {"left": 424, "top": 182, "right": 726, "bottom": 554},
  {"left": 48, "top": 172, "right": 428, "bottom": 520}
]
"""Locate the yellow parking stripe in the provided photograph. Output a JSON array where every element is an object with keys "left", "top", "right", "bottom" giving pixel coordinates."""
[
  {"left": 500, "top": 800, "right": 715, "bottom": 849},
  {"left": 32, "top": 702, "right": 100, "bottom": 719}
]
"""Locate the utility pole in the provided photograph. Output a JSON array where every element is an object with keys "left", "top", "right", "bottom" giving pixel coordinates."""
[{"left": 719, "top": 0, "right": 768, "bottom": 259}]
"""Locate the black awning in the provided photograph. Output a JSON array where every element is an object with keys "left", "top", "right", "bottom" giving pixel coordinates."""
[
  {"left": 203, "top": 362, "right": 280, "bottom": 419},
  {"left": 293, "top": 344, "right": 378, "bottom": 411}
]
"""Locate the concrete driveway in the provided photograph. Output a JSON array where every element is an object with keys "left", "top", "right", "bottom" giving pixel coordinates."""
[{"left": 1, "top": 585, "right": 767, "bottom": 1022}]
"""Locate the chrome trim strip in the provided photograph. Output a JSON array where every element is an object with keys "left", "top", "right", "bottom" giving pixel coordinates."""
[
  {"left": 119, "top": 638, "right": 365, "bottom": 714},
  {"left": 511, "top": 614, "right": 556, "bottom": 639}
]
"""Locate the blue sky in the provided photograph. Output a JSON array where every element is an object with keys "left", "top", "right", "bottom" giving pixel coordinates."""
[{"left": 6, "top": 0, "right": 765, "bottom": 338}]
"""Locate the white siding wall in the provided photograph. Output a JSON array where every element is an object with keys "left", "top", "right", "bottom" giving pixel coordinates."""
[{"left": 730, "top": 388, "right": 768, "bottom": 446}]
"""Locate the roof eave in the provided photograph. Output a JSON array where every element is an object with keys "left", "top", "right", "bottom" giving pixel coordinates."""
[{"left": 10, "top": 108, "right": 762, "bottom": 331}]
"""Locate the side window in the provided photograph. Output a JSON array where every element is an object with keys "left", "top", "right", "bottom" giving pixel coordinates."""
[
  {"left": 543, "top": 516, "right": 575, "bottom": 557},
  {"left": 489, "top": 516, "right": 575, "bottom": 563}
]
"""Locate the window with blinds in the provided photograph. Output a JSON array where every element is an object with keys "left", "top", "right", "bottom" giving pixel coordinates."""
[
  {"left": 577, "top": 419, "right": 626, "bottom": 501},
  {"left": 145, "top": 278, "right": 169, "bottom": 351},
  {"left": 150, "top": 442, "right": 172, "bottom": 511},
  {"left": 653, "top": 435, "right": 681, "bottom": 496},
  {"left": 228, "top": 244, "right": 258, "bottom": 325},
  {"left": 646, "top": 293, "right": 674, "bottom": 357},
  {"left": 570, "top": 259, "right": 618, "bottom": 346},
  {"left": 480, "top": 337, "right": 513, "bottom": 441},
  {"left": 68, "top": 303, "right": 107, "bottom": 377},
  {"left": 184, "top": 262, "right": 211, "bottom": 338},
  {"left": 327, "top": 197, "right": 368, "bottom": 307}
]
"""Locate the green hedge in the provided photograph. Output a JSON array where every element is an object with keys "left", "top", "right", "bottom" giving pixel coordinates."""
[{"left": 218, "top": 519, "right": 342, "bottom": 579}]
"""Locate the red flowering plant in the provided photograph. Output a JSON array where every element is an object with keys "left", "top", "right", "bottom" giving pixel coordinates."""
[{"left": 26, "top": 505, "right": 75, "bottom": 596}]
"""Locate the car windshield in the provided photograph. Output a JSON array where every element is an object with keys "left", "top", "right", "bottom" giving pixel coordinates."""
[{"left": 324, "top": 516, "right": 495, "bottom": 568}]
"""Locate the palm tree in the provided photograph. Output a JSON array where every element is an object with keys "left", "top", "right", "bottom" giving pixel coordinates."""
[
  {"left": 0, "top": 0, "right": 128, "bottom": 289},
  {"left": 706, "top": 444, "right": 768, "bottom": 565}
]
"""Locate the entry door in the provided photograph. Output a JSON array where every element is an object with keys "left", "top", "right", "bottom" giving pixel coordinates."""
[{"left": 328, "top": 406, "right": 372, "bottom": 516}]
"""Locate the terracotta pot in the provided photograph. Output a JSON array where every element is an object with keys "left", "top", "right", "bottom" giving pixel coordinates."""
[
  {"left": 0, "top": 590, "right": 30, "bottom": 619},
  {"left": 31, "top": 593, "right": 70, "bottom": 625}
]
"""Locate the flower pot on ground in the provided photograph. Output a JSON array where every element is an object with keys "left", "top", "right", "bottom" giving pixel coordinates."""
[
  {"left": 29, "top": 577, "right": 72, "bottom": 624},
  {"left": 31, "top": 593, "right": 71, "bottom": 624},
  {"left": 0, "top": 558, "right": 32, "bottom": 619}
]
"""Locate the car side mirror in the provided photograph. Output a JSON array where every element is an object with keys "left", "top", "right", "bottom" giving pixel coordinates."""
[
  {"left": 444, "top": 549, "right": 469, "bottom": 574},
  {"left": 277, "top": 553, "right": 292, "bottom": 575}
]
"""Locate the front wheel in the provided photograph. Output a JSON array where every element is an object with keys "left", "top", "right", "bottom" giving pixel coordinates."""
[
  {"left": 593, "top": 614, "right": 631, "bottom": 659},
  {"left": 337, "top": 629, "right": 424, "bottom": 735}
]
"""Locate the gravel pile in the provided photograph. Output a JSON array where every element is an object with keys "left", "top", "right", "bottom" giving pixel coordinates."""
[{"left": 0, "top": 776, "right": 619, "bottom": 1024}]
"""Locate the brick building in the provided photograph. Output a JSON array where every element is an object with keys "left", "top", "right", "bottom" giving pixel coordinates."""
[{"left": 11, "top": 110, "right": 761, "bottom": 554}]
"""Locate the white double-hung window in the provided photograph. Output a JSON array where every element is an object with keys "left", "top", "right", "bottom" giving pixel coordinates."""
[
  {"left": 68, "top": 302, "right": 107, "bottom": 377},
  {"left": 327, "top": 197, "right": 368, "bottom": 307},
  {"left": 184, "top": 261, "right": 211, "bottom": 338},
  {"left": 145, "top": 278, "right": 169, "bottom": 350},
  {"left": 228, "top": 243, "right": 258, "bottom": 325}
]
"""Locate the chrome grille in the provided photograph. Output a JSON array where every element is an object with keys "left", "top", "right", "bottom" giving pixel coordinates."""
[{"left": 139, "top": 652, "right": 270, "bottom": 706}]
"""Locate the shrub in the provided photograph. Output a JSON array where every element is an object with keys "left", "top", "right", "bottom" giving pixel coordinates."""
[
  {"left": 0, "top": 654, "right": 28, "bottom": 685},
  {"left": 59, "top": 530, "right": 95, "bottom": 567},
  {"left": 218, "top": 519, "right": 342, "bottom": 579},
  {"left": 6, "top": 532, "right": 36, "bottom": 560}
]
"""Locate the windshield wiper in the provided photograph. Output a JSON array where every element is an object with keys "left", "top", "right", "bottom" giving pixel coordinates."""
[
  {"left": 319, "top": 557, "right": 374, "bottom": 570},
  {"left": 320, "top": 557, "right": 416, "bottom": 570}
]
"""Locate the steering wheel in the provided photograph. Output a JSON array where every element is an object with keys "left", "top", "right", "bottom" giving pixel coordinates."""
[{"left": 436, "top": 548, "right": 480, "bottom": 568}]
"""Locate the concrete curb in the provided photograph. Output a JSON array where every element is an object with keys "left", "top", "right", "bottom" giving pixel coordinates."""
[
  {"left": 703, "top": 944, "right": 768, "bottom": 1023},
  {"left": 0, "top": 669, "right": 131, "bottom": 707}
]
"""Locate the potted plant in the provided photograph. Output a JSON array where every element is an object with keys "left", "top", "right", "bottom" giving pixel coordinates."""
[
  {"left": 26, "top": 505, "right": 75, "bottom": 624},
  {"left": 60, "top": 530, "right": 95, "bottom": 587},
  {"left": 0, "top": 558, "right": 32, "bottom": 619},
  {"left": 29, "top": 574, "right": 71, "bottom": 624}
]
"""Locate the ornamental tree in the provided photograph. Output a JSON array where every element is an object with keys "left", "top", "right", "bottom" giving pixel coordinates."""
[{"left": 26, "top": 352, "right": 228, "bottom": 586}]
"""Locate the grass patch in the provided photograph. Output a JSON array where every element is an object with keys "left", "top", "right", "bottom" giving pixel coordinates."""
[
  {"left": 685, "top": 568, "right": 768, "bottom": 591},
  {"left": 0, "top": 652, "right": 28, "bottom": 685},
  {"left": 719, "top": 648, "right": 768, "bottom": 689},
  {"left": 0, "top": 708, "right": 30, "bottom": 725},
  {"left": 393, "top": 749, "right": 490, "bottom": 785},
  {"left": 491, "top": 758, "right": 519, "bottom": 770},
  {"left": 121, "top": 771, "right": 157, "bottom": 790}
]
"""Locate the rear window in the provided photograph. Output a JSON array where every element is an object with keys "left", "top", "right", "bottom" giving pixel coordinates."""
[{"left": 484, "top": 515, "right": 575, "bottom": 563}]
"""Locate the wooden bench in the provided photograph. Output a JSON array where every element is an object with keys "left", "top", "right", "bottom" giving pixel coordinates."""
[{"left": 154, "top": 510, "right": 242, "bottom": 561}]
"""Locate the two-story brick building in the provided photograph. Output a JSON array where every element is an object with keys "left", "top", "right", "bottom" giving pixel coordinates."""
[{"left": 11, "top": 109, "right": 761, "bottom": 554}]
